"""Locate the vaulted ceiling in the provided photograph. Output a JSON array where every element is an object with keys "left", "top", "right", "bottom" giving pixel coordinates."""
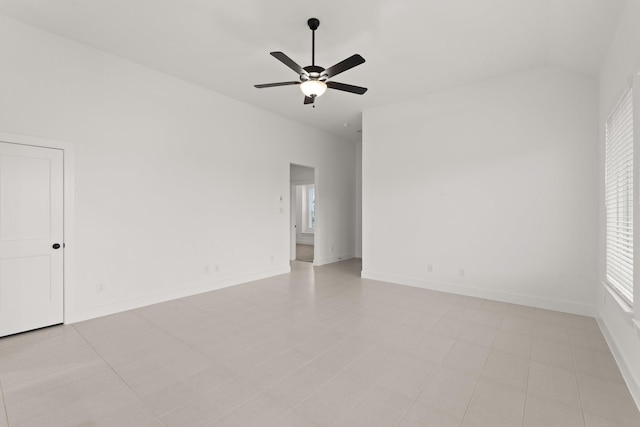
[{"left": 0, "top": 0, "right": 628, "bottom": 142}]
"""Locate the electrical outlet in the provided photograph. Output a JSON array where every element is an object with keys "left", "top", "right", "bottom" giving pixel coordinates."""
[
  {"left": 428, "top": 264, "right": 433, "bottom": 273},
  {"left": 96, "top": 283, "right": 106, "bottom": 293},
  {"left": 459, "top": 268, "right": 465, "bottom": 277},
  {"left": 331, "top": 245, "right": 334, "bottom": 252}
]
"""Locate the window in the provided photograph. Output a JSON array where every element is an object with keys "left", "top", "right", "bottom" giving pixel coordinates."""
[{"left": 605, "top": 88, "right": 634, "bottom": 304}]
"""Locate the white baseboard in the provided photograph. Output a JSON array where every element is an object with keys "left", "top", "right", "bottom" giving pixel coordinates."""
[
  {"left": 597, "top": 316, "right": 640, "bottom": 412},
  {"left": 314, "top": 253, "right": 355, "bottom": 266},
  {"left": 360, "top": 270, "right": 595, "bottom": 316},
  {"left": 65, "top": 266, "right": 291, "bottom": 324}
]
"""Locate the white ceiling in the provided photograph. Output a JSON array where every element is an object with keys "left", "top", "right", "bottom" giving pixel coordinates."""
[{"left": 0, "top": 0, "right": 627, "bottom": 142}]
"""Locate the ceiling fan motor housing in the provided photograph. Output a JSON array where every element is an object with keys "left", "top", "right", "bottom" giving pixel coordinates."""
[{"left": 301, "top": 65, "right": 326, "bottom": 82}]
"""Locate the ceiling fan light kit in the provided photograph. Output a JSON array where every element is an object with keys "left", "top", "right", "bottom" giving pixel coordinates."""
[
  {"left": 254, "top": 18, "right": 367, "bottom": 106},
  {"left": 300, "top": 80, "right": 327, "bottom": 97}
]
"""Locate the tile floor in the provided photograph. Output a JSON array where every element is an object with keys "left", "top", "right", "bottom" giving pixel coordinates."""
[
  {"left": 1, "top": 259, "right": 639, "bottom": 426},
  {"left": 296, "top": 244, "right": 314, "bottom": 263}
]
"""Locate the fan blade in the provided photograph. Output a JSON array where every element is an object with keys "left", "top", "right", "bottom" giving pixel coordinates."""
[
  {"left": 326, "top": 81, "right": 368, "bottom": 95},
  {"left": 271, "top": 52, "right": 308, "bottom": 76},
  {"left": 254, "top": 81, "right": 300, "bottom": 88},
  {"left": 304, "top": 96, "right": 314, "bottom": 105},
  {"left": 323, "top": 54, "right": 365, "bottom": 78}
]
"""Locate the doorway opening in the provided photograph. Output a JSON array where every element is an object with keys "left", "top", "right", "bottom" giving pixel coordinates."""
[{"left": 290, "top": 164, "right": 316, "bottom": 263}]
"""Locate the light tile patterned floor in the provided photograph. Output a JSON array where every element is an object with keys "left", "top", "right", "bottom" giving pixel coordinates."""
[{"left": 0, "top": 259, "right": 639, "bottom": 426}]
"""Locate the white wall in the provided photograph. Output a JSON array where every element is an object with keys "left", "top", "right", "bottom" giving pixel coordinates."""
[
  {"left": 0, "top": 15, "right": 356, "bottom": 322},
  {"left": 362, "top": 66, "right": 599, "bottom": 315},
  {"left": 355, "top": 141, "right": 362, "bottom": 258},
  {"left": 597, "top": 0, "right": 640, "bottom": 408},
  {"left": 290, "top": 164, "right": 315, "bottom": 183}
]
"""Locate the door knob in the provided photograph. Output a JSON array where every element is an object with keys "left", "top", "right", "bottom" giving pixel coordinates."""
[{"left": 52, "top": 243, "right": 61, "bottom": 249}]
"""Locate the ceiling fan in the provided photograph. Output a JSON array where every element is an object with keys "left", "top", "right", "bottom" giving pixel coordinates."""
[{"left": 254, "top": 18, "right": 367, "bottom": 106}]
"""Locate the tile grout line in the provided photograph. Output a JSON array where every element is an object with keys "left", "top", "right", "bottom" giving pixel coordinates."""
[
  {"left": 519, "top": 315, "right": 536, "bottom": 427},
  {"left": 267, "top": 330, "right": 375, "bottom": 427},
  {"left": 126, "top": 303, "right": 295, "bottom": 419},
  {"left": 0, "top": 331, "right": 130, "bottom": 425},
  {"left": 161, "top": 303, "right": 362, "bottom": 425},
  {"left": 4, "top": 329, "right": 154, "bottom": 426},
  {"left": 182, "top": 272, "right": 372, "bottom": 425},
  {"left": 269, "top": 314, "right": 410, "bottom": 427},
  {"left": 0, "top": 378, "right": 9, "bottom": 427},
  {"left": 403, "top": 315, "right": 472, "bottom": 425},
  {"left": 458, "top": 311, "right": 508, "bottom": 425},
  {"left": 70, "top": 323, "right": 165, "bottom": 424},
  {"left": 135, "top": 273, "right": 365, "bottom": 424},
  {"left": 569, "top": 326, "right": 588, "bottom": 427},
  {"left": 318, "top": 349, "right": 392, "bottom": 426},
  {"left": 328, "top": 347, "right": 407, "bottom": 427},
  {"left": 382, "top": 355, "right": 423, "bottom": 427},
  {"left": 97, "top": 311, "right": 255, "bottom": 422},
  {"left": 389, "top": 322, "right": 463, "bottom": 427}
]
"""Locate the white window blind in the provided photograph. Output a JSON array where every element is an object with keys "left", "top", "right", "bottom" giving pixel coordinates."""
[{"left": 605, "top": 88, "right": 634, "bottom": 304}]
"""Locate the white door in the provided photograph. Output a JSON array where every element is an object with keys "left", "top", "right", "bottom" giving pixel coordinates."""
[{"left": 0, "top": 142, "right": 64, "bottom": 337}]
